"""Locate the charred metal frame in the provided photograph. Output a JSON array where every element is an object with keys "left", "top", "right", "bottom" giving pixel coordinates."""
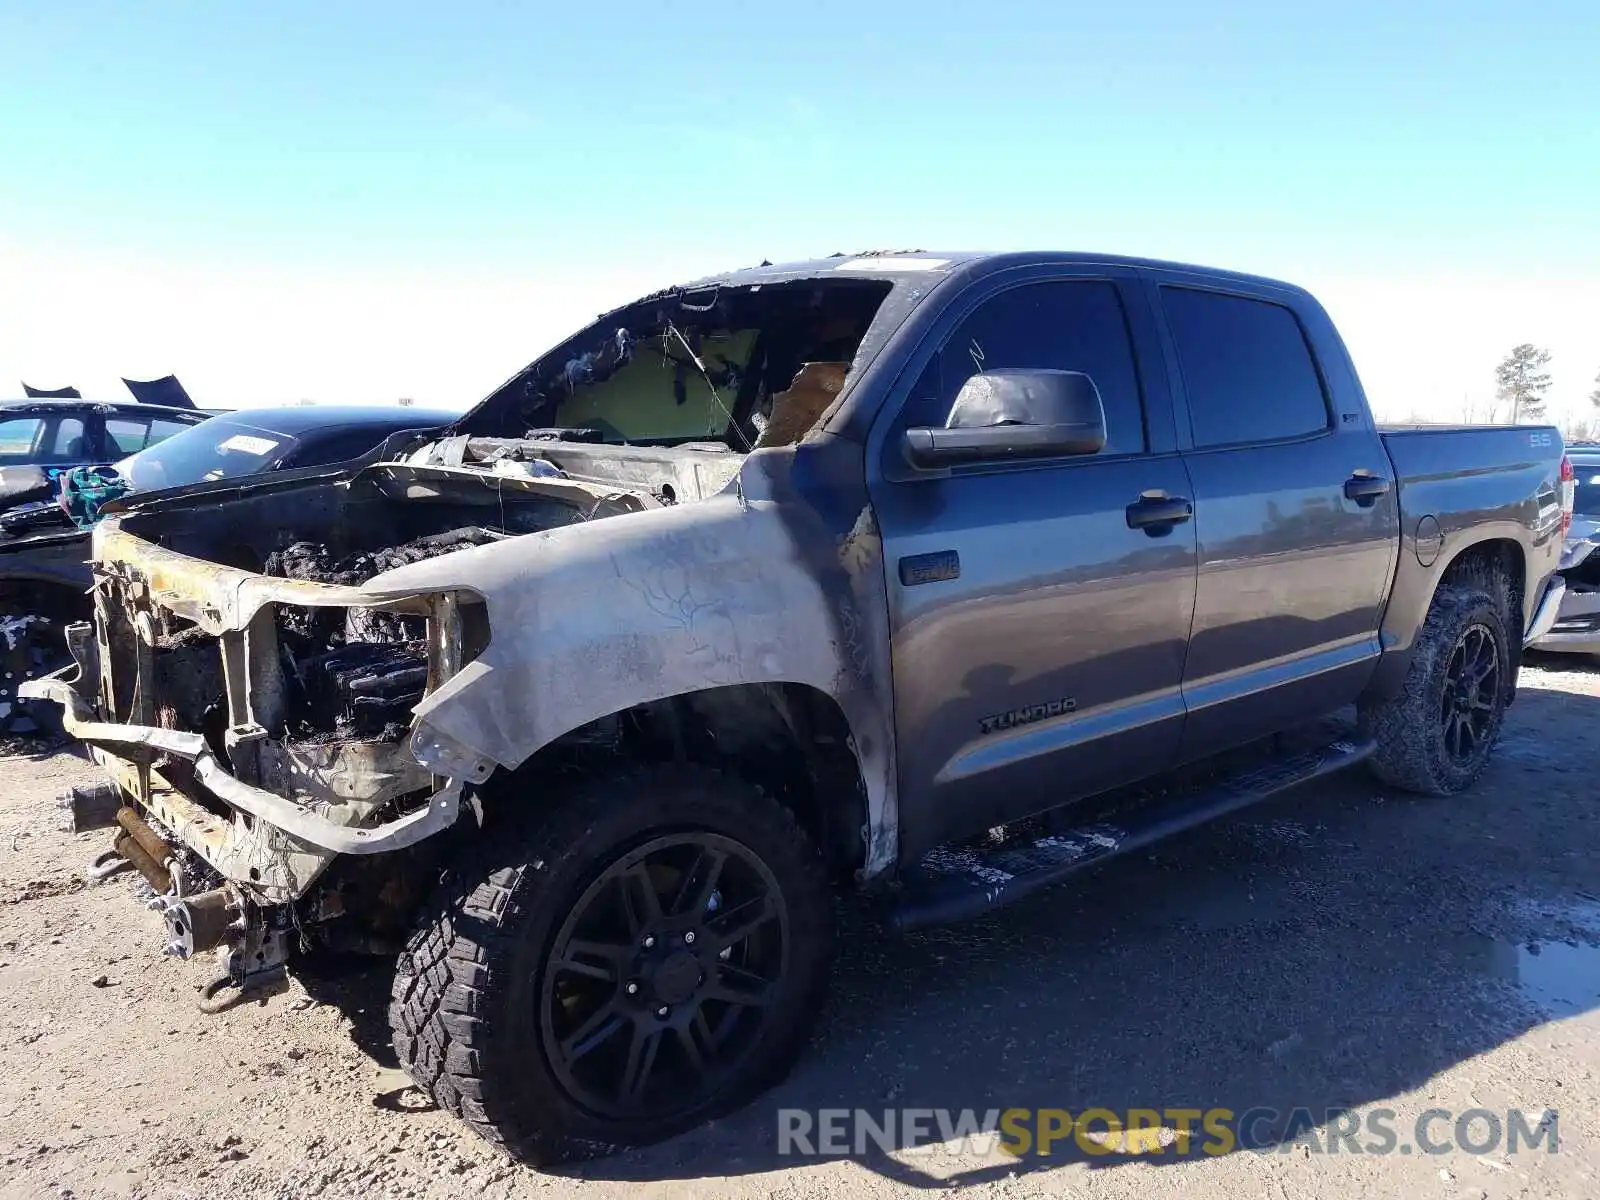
[{"left": 25, "top": 546, "right": 476, "bottom": 902}]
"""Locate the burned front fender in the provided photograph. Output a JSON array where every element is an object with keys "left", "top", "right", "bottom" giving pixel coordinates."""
[{"left": 365, "top": 451, "right": 902, "bottom": 876}]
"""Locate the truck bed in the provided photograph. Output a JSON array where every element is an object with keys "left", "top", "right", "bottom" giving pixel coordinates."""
[{"left": 1375, "top": 422, "right": 1565, "bottom": 677}]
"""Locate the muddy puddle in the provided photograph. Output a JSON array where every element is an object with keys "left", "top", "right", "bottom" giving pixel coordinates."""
[{"left": 1465, "top": 898, "right": 1600, "bottom": 1017}]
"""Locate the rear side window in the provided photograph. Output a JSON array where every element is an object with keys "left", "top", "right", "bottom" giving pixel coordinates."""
[
  {"left": 105, "top": 417, "right": 155, "bottom": 454},
  {"left": 1163, "top": 287, "right": 1330, "bottom": 448},
  {"left": 43, "top": 416, "right": 88, "bottom": 463},
  {"left": 900, "top": 280, "right": 1147, "bottom": 458}
]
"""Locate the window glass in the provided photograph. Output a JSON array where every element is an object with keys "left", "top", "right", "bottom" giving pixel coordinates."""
[
  {"left": 1573, "top": 469, "right": 1600, "bottom": 516},
  {"left": 900, "top": 280, "right": 1146, "bottom": 458},
  {"left": 105, "top": 417, "right": 154, "bottom": 455},
  {"left": 146, "top": 417, "right": 195, "bottom": 447},
  {"left": 287, "top": 428, "right": 391, "bottom": 468},
  {"left": 0, "top": 417, "right": 44, "bottom": 464},
  {"left": 1162, "top": 287, "right": 1330, "bottom": 448},
  {"left": 43, "top": 417, "right": 88, "bottom": 463},
  {"left": 116, "top": 419, "right": 290, "bottom": 492}
]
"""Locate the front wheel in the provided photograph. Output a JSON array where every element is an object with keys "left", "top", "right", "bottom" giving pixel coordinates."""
[
  {"left": 1361, "top": 583, "right": 1512, "bottom": 794},
  {"left": 390, "top": 765, "right": 834, "bottom": 1164}
]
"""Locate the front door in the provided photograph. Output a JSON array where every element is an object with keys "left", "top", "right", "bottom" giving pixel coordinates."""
[{"left": 869, "top": 271, "right": 1199, "bottom": 857}]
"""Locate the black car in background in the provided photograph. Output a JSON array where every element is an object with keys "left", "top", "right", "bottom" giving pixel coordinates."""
[
  {"left": 0, "top": 399, "right": 213, "bottom": 506},
  {"left": 0, "top": 403, "right": 459, "bottom": 734},
  {"left": 99, "top": 404, "right": 460, "bottom": 496}
]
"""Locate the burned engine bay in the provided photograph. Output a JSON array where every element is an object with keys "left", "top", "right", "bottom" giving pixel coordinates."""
[{"left": 112, "top": 275, "right": 892, "bottom": 775}]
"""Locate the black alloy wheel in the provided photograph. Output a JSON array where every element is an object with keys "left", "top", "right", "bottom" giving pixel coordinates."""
[
  {"left": 390, "top": 764, "right": 834, "bottom": 1164},
  {"left": 1440, "top": 622, "right": 1501, "bottom": 766},
  {"left": 541, "top": 832, "right": 789, "bottom": 1119}
]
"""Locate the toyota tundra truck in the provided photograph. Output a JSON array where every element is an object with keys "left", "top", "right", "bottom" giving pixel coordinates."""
[{"left": 25, "top": 251, "right": 1572, "bottom": 1163}]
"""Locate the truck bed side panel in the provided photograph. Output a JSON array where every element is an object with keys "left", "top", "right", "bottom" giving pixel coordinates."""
[{"left": 1372, "top": 425, "right": 1563, "bottom": 691}]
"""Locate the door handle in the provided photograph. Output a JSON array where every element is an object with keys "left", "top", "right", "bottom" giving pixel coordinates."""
[
  {"left": 1125, "top": 493, "right": 1193, "bottom": 534},
  {"left": 1344, "top": 472, "right": 1392, "bottom": 507}
]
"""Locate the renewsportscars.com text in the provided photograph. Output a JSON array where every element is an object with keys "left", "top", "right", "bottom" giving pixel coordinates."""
[{"left": 777, "top": 1106, "right": 1559, "bottom": 1158}]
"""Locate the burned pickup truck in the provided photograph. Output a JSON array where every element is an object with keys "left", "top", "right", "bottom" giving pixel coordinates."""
[{"left": 28, "top": 252, "right": 1570, "bottom": 1163}]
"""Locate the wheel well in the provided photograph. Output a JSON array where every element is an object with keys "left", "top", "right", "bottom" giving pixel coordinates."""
[
  {"left": 504, "top": 683, "right": 869, "bottom": 879},
  {"left": 1435, "top": 537, "right": 1525, "bottom": 686},
  {"left": 1437, "top": 538, "right": 1523, "bottom": 627}
]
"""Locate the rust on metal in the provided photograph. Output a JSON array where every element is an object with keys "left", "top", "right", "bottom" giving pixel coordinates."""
[
  {"left": 116, "top": 805, "right": 175, "bottom": 868},
  {"left": 112, "top": 830, "right": 172, "bottom": 894}
]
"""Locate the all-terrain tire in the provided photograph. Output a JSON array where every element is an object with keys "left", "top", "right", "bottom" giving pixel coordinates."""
[
  {"left": 1361, "top": 583, "right": 1512, "bottom": 795},
  {"left": 390, "top": 764, "right": 834, "bottom": 1164}
]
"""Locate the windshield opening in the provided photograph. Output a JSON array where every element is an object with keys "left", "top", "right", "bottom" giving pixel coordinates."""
[{"left": 467, "top": 277, "right": 894, "bottom": 447}]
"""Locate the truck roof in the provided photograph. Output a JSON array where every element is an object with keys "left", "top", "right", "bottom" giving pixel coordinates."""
[{"left": 676, "top": 249, "right": 1307, "bottom": 294}]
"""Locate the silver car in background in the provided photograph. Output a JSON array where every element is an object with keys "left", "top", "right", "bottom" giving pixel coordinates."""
[{"left": 1530, "top": 449, "right": 1600, "bottom": 657}]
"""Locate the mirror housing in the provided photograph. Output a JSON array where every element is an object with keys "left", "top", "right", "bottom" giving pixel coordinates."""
[{"left": 902, "top": 369, "right": 1107, "bottom": 469}]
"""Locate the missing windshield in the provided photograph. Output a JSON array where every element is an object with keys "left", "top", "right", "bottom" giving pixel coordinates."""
[{"left": 465, "top": 277, "right": 893, "bottom": 449}]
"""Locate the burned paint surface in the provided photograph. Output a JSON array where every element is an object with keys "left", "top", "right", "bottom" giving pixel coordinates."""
[{"left": 367, "top": 433, "right": 904, "bottom": 877}]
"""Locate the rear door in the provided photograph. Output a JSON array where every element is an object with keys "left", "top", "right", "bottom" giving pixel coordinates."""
[
  {"left": 868, "top": 267, "right": 1198, "bottom": 855},
  {"left": 1150, "top": 277, "right": 1400, "bottom": 759}
]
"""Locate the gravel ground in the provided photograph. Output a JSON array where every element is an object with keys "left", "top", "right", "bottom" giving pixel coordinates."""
[{"left": 2, "top": 658, "right": 1597, "bottom": 1199}]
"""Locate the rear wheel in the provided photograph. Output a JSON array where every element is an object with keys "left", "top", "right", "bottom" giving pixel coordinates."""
[
  {"left": 1362, "top": 583, "right": 1511, "bottom": 794},
  {"left": 390, "top": 764, "right": 833, "bottom": 1163}
]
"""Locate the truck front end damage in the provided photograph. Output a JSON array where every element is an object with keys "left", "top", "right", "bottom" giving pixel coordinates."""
[
  {"left": 24, "top": 265, "right": 910, "bottom": 1005},
  {"left": 27, "top": 515, "right": 499, "bottom": 997},
  {"left": 25, "top": 429, "right": 723, "bottom": 986}
]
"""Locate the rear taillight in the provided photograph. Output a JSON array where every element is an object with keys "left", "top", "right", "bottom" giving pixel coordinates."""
[{"left": 1561, "top": 453, "right": 1575, "bottom": 534}]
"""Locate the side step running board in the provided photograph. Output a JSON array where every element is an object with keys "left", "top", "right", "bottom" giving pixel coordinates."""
[{"left": 888, "top": 736, "right": 1376, "bottom": 933}]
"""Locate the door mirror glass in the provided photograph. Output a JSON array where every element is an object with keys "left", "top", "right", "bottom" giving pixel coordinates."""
[{"left": 902, "top": 369, "right": 1107, "bottom": 468}]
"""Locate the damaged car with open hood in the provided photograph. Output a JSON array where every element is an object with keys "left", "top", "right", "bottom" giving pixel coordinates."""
[{"left": 27, "top": 252, "right": 1571, "bottom": 1163}]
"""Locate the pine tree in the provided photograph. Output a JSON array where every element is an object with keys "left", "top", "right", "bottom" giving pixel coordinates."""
[{"left": 1495, "top": 344, "right": 1553, "bottom": 422}]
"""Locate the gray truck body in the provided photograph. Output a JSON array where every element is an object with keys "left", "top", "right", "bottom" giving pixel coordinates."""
[{"left": 29, "top": 251, "right": 1567, "bottom": 901}]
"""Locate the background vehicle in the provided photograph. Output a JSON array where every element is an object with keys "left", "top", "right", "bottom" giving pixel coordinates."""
[
  {"left": 0, "top": 404, "right": 457, "bottom": 733},
  {"left": 0, "top": 398, "right": 210, "bottom": 506},
  {"left": 27, "top": 252, "right": 1569, "bottom": 1163},
  {"left": 1528, "top": 446, "right": 1600, "bottom": 657}
]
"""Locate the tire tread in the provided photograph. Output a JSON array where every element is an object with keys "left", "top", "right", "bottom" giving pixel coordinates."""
[{"left": 389, "top": 763, "right": 831, "bottom": 1164}]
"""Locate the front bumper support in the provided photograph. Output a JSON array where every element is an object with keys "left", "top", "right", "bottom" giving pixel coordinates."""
[{"left": 22, "top": 672, "right": 462, "bottom": 855}]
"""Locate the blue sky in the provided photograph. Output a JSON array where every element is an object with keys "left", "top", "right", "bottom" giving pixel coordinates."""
[{"left": 1, "top": 1, "right": 1596, "bottom": 420}]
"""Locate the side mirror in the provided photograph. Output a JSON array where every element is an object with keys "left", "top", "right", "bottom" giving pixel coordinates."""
[{"left": 902, "top": 369, "right": 1107, "bottom": 469}]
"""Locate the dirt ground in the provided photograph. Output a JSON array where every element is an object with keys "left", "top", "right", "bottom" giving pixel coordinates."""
[{"left": 2, "top": 658, "right": 1598, "bottom": 1200}]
